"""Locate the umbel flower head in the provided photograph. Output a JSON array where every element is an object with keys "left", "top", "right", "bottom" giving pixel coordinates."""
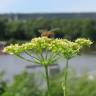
[
  {"left": 49, "top": 38, "right": 92, "bottom": 60},
  {"left": 50, "top": 39, "right": 80, "bottom": 59},
  {"left": 3, "top": 37, "right": 92, "bottom": 60},
  {"left": 3, "top": 44, "right": 23, "bottom": 55},
  {"left": 75, "top": 38, "right": 93, "bottom": 48},
  {"left": 3, "top": 37, "right": 52, "bottom": 54}
]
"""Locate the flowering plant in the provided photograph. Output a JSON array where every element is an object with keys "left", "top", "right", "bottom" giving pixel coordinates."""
[
  {"left": 4, "top": 37, "right": 59, "bottom": 96},
  {"left": 58, "top": 38, "right": 92, "bottom": 96},
  {"left": 3, "top": 37, "right": 92, "bottom": 96}
]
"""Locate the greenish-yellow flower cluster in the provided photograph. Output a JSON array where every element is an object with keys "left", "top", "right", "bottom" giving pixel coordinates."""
[
  {"left": 50, "top": 39, "right": 81, "bottom": 59},
  {"left": 31, "top": 37, "right": 52, "bottom": 52},
  {"left": 3, "top": 37, "right": 92, "bottom": 60},
  {"left": 75, "top": 38, "right": 93, "bottom": 48},
  {"left": 3, "top": 44, "right": 23, "bottom": 55},
  {"left": 3, "top": 37, "right": 52, "bottom": 55}
]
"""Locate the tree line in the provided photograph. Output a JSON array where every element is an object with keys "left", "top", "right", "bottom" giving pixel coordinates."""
[{"left": 0, "top": 18, "right": 96, "bottom": 41}]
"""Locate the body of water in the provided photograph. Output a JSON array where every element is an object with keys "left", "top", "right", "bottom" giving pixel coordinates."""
[{"left": 0, "top": 53, "right": 96, "bottom": 81}]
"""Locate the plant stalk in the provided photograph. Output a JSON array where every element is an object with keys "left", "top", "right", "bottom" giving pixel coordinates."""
[
  {"left": 45, "top": 65, "right": 50, "bottom": 96},
  {"left": 64, "top": 59, "right": 69, "bottom": 96}
]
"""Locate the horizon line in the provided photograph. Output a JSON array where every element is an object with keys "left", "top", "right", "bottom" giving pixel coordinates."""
[{"left": 1, "top": 11, "right": 96, "bottom": 14}]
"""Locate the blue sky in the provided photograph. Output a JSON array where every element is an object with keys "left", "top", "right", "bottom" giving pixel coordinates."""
[{"left": 0, "top": 0, "right": 96, "bottom": 13}]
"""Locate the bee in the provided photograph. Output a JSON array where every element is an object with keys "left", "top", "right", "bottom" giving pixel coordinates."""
[{"left": 39, "top": 28, "right": 59, "bottom": 38}]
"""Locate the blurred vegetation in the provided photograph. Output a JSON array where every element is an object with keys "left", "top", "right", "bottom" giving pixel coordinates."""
[
  {"left": 0, "top": 18, "right": 96, "bottom": 43},
  {"left": 2, "top": 72, "right": 42, "bottom": 96},
  {"left": 0, "top": 70, "right": 96, "bottom": 96},
  {"left": 0, "top": 71, "right": 7, "bottom": 95},
  {"left": 49, "top": 71, "right": 96, "bottom": 96}
]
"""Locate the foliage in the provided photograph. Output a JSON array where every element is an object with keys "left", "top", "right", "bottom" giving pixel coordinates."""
[
  {"left": 49, "top": 71, "right": 96, "bottom": 96},
  {"left": 2, "top": 72, "right": 41, "bottom": 96},
  {"left": 1, "top": 70, "right": 96, "bottom": 96},
  {"left": 0, "top": 18, "right": 7, "bottom": 40},
  {"left": 0, "top": 18, "right": 96, "bottom": 42},
  {"left": 0, "top": 71, "right": 7, "bottom": 95}
]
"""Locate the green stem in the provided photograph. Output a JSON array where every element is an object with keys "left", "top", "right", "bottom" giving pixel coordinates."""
[
  {"left": 15, "top": 54, "right": 34, "bottom": 63},
  {"left": 45, "top": 65, "right": 50, "bottom": 96},
  {"left": 25, "top": 51, "right": 40, "bottom": 61},
  {"left": 64, "top": 59, "right": 69, "bottom": 96}
]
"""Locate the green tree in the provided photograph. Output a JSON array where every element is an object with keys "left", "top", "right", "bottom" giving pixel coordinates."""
[
  {"left": 81, "top": 19, "right": 96, "bottom": 41},
  {"left": 0, "top": 18, "right": 7, "bottom": 40}
]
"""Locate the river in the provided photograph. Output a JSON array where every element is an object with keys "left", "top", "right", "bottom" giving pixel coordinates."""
[{"left": 0, "top": 53, "right": 96, "bottom": 81}]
